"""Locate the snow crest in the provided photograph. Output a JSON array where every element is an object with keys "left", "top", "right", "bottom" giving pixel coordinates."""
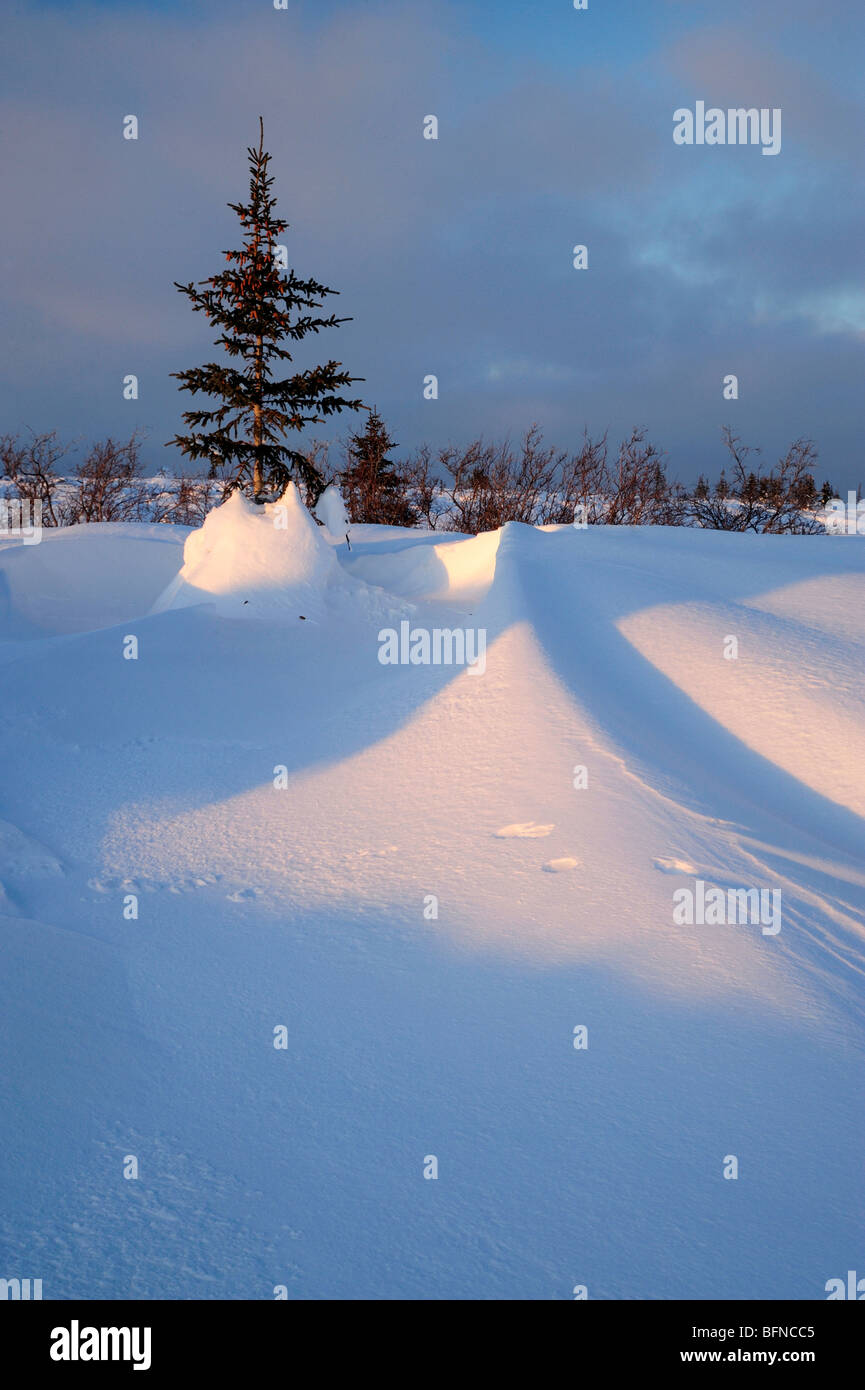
[{"left": 153, "top": 484, "right": 361, "bottom": 620}]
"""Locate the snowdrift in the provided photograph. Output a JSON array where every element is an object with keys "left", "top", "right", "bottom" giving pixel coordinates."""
[
  {"left": 343, "top": 525, "right": 501, "bottom": 606},
  {"left": 152, "top": 484, "right": 366, "bottom": 620},
  {"left": 0, "top": 523, "right": 187, "bottom": 638},
  {"left": 1, "top": 510, "right": 864, "bottom": 1300}
]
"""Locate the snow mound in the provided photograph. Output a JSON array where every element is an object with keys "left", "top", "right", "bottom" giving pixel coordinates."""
[
  {"left": 314, "top": 483, "right": 350, "bottom": 542},
  {"left": 153, "top": 485, "right": 358, "bottom": 620},
  {"left": 345, "top": 526, "right": 501, "bottom": 605},
  {"left": 0, "top": 524, "right": 187, "bottom": 637}
]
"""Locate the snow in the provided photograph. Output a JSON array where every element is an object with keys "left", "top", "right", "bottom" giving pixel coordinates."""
[
  {"left": 0, "top": 522, "right": 188, "bottom": 637},
  {"left": 314, "top": 483, "right": 351, "bottom": 542},
  {"left": 152, "top": 485, "right": 362, "bottom": 621},
  {"left": 1, "top": 499, "right": 863, "bottom": 1299},
  {"left": 344, "top": 524, "right": 501, "bottom": 605}
]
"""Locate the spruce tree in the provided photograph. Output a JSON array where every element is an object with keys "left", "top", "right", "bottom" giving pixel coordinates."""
[
  {"left": 169, "top": 119, "right": 363, "bottom": 502},
  {"left": 341, "top": 409, "right": 415, "bottom": 526}
]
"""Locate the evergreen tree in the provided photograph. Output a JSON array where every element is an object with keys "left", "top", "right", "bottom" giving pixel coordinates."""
[
  {"left": 650, "top": 460, "right": 667, "bottom": 502},
  {"left": 341, "top": 409, "right": 415, "bottom": 525},
  {"left": 169, "top": 119, "right": 363, "bottom": 502},
  {"left": 791, "top": 472, "right": 817, "bottom": 510}
]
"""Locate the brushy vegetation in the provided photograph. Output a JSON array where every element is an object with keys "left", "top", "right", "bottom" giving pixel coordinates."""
[{"left": 1, "top": 419, "right": 845, "bottom": 536}]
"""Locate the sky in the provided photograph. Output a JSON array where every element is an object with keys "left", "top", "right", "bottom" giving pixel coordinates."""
[{"left": 1, "top": 0, "right": 863, "bottom": 488}]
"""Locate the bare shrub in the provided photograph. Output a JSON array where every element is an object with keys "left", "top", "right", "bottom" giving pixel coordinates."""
[
  {"left": 2, "top": 429, "right": 221, "bottom": 528},
  {"left": 438, "top": 426, "right": 567, "bottom": 532},
  {"left": 437, "top": 424, "right": 677, "bottom": 533},
  {"left": 0, "top": 429, "right": 70, "bottom": 526},
  {"left": 0, "top": 421, "right": 827, "bottom": 537},
  {"left": 686, "top": 428, "right": 822, "bottom": 534},
  {"left": 402, "top": 445, "right": 444, "bottom": 530},
  {"left": 71, "top": 431, "right": 148, "bottom": 523}
]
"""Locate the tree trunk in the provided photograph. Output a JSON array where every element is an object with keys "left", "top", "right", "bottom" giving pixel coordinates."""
[{"left": 253, "top": 331, "right": 264, "bottom": 502}]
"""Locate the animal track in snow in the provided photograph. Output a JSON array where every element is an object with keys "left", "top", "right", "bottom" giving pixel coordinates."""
[
  {"left": 88, "top": 873, "right": 224, "bottom": 896},
  {"left": 494, "top": 822, "right": 555, "bottom": 839},
  {"left": 652, "top": 856, "right": 699, "bottom": 876},
  {"left": 226, "top": 887, "right": 262, "bottom": 902}
]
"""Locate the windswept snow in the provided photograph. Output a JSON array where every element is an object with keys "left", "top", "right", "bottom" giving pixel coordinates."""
[
  {"left": 0, "top": 500, "right": 863, "bottom": 1299},
  {"left": 152, "top": 485, "right": 380, "bottom": 622},
  {"left": 314, "top": 483, "right": 351, "bottom": 542},
  {"left": 0, "top": 523, "right": 188, "bottom": 637},
  {"left": 343, "top": 525, "right": 500, "bottom": 605}
]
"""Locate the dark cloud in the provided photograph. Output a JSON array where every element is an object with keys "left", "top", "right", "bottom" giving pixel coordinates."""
[{"left": 1, "top": 0, "right": 862, "bottom": 487}]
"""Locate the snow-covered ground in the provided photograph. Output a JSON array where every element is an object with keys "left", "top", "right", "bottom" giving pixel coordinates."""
[{"left": 0, "top": 495, "right": 863, "bottom": 1299}]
